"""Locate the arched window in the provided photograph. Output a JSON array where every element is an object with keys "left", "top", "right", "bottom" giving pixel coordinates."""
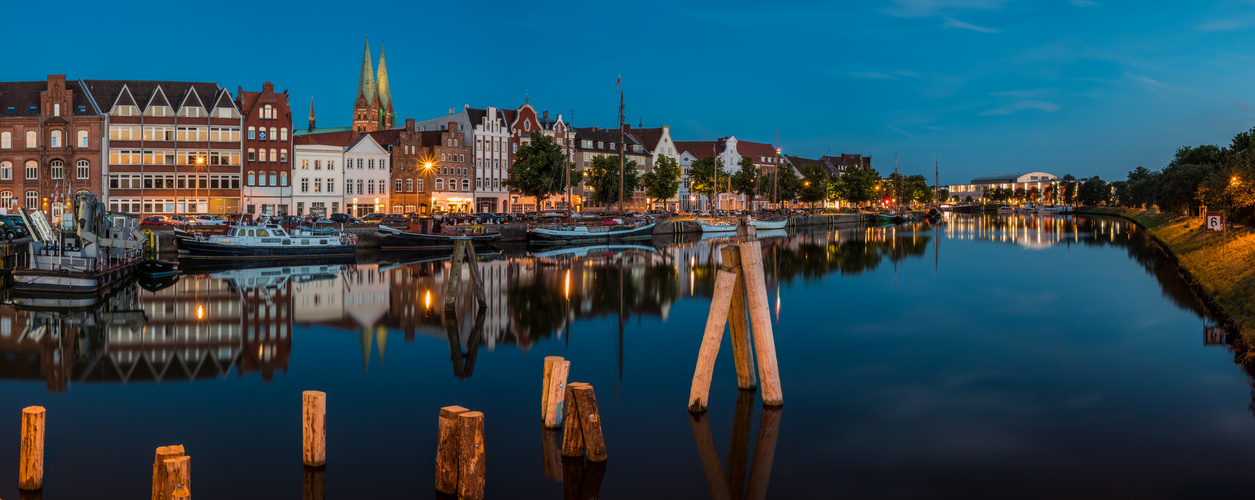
[
  {"left": 395, "top": 179, "right": 402, "bottom": 192},
  {"left": 26, "top": 131, "right": 37, "bottom": 148},
  {"left": 50, "top": 160, "right": 64, "bottom": 179},
  {"left": 280, "top": 149, "right": 287, "bottom": 163},
  {"left": 0, "top": 162, "right": 10, "bottom": 180},
  {"left": 405, "top": 178, "right": 413, "bottom": 192},
  {"left": 461, "top": 179, "right": 469, "bottom": 191},
  {"left": 435, "top": 178, "right": 444, "bottom": 191},
  {"left": 263, "top": 104, "right": 273, "bottom": 119},
  {"left": 280, "top": 172, "right": 288, "bottom": 186},
  {"left": 280, "top": 128, "right": 288, "bottom": 141},
  {"left": 77, "top": 160, "right": 89, "bottom": 179},
  {"left": 269, "top": 149, "right": 277, "bottom": 162},
  {"left": 25, "top": 190, "right": 38, "bottom": 208},
  {"left": 417, "top": 179, "right": 424, "bottom": 192},
  {"left": 247, "top": 171, "right": 256, "bottom": 186},
  {"left": 248, "top": 126, "right": 256, "bottom": 139},
  {"left": 0, "top": 131, "right": 10, "bottom": 148},
  {"left": 269, "top": 171, "right": 277, "bottom": 186},
  {"left": 449, "top": 178, "right": 457, "bottom": 191},
  {"left": 25, "top": 161, "right": 37, "bottom": 179},
  {"left": 78, "top": 130, "right": 89, "bottom": 147},
  {"left": 0, "top": 191, "right": 11, "bottom": 208},
  {"left": 50, "top": 130, "right": 62, "bottom": 148},
  {"left": 270, "top": 127, "right": 277, "bottom": 141}
]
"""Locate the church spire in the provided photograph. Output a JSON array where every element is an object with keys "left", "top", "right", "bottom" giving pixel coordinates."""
[
  {"left": 377, "top": 45, "right": 392, "bottom": 110},
  {"left": 356, "top": 38, "right": 376, "bottom": 106},
  {"left": 308, "top": 96, "right": 316, "bottom": 131}
]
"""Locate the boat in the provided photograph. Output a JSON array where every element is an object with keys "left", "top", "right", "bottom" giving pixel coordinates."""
[
  {"left": 532, "top": 244, "right": 656, "bottom": 258},
  {"left": 697, "top": 219, "right": 739, "bottom": 233},
  {"left": 12, "top": 193, "right": 145, "bottom": 297},
  {"left": 177, "top": 221, "right": 357, "bottom": 260},
  {"left": 376, "top": 219, "right": 501, "bottom": 250},
  {"left": 925, "top": 208, "right": 943, "bottom": 220},
  {"left": 1036, "top": 205, "right": 1071, "bottom": 214},
  {"left": 875, "top": 213, "right": 909, "bottom": 224},
  {"left": 748, "top": 217, "right": 788, "bottom": 230},
  {"left": 527, "top": 220, "right": 657, "bottom": 244},
  {"left": 996, "top": 206, "right": 1016, "bottom": 214}
]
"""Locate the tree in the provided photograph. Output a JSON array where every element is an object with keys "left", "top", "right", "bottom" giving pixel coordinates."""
[
  {"left": 1027, "top": 186, "right": 1040, "bottom": 203},
  {"left": 504, "top": 133, "right": 567, "bottom": 207},
  {"left": 642, "top": 155, "right": 681, "bottom": 208},
  {"left": 585, "top": 155, "right": 641, "bottom": 207},
  {"left": 730, "top": 157, "right": 760, "bottom": 201},
  {"left": 761, "top": 164, "right": 803, "bottom": 206},
  {"left": 937, "top": 188, "right": 949, "bottom": 203},
  {"left": 1013, "top": 187, "right": 1027, "bottom": 203},
  {"left": 797, "top": 165, "right": 828, "bottom": 207},
  {"left": 841, "top": 167, "right": 881, "bottom": 207},
  {"left": 826, "top": 173, "right": 846, "bottom": 206},
  {"left": 903, "top": 174, "right": 931, "bottom": 206},
  {"left": 1078, "top": 177, "right": 1109, "bottom": 206},
  {"left": 689, "top": 155, "right": 730, "bottom": 209}
]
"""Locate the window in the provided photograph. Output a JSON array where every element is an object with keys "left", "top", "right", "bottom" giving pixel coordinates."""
[
  {"left": 302, "top": 160, "right": 309, "bottom": 169},
  {"left": 269, "top": 149, "right": 277, "bottom": 162},
  {"left": 248, "top": 149, "right": 256, "bottom": 162},
  {"left": 263, "top": 104, "right": 273, "bottom": 119},
  {"left": 270, "top": 171, "right": 277, "bottom": 186},
  {"left": 367, "top": 180, "right": 375, "bottom": 194},
  {"left": 50, "top": 130, "right": 61, "bottom": 147},
  {"left": 25, "top": 161, "right": 37, "bottom": 179},
  {"left": 314, "top": 179, "right": 322, "bottom": 192},
  {"left": 280, "top": 172, "right": 288, "bottom": 186},
  {"left": 379, "top": 180, "right": 385, "bottom": 194},
  {"left": 50, "top": 160, "right": 64, "bottom": 179},
  {"left": 448, "top": 178, "right": 456, "bottom": 191},
  {"left": 417, "top": 179, "right": 424, "bottom": 192},
  {"left": 280, "top": 149, "right": 288, "bottom": 163},
  {"left": 301, "top": 178, "right": 309, "bottom": 193},
  {"left": 53, "top": 103, "right": 60, "bottom": 116},
  {"left": 356, "top": 179, "right": 363, "bottom": 194},
  {"left": 78, "top": 130, "right": 88, "bottom": 147},
  {"left": 25, "top": 191, "right": 37, "bottom": 209},
  {"left": 270, "top": 127, "right": 277, "bottom": 141},
  {"left": 368, "top": 159, "right": 375, "bottom": 169},
  {"left": 380, "top": 159, "right": 386, "bottom": 170},
  {"left": 0, "top": 132, "right": 8, "bottom": 148},
  {"left": 280, "top": 128, "right": 288, "bottom": 141},
  {"left": 247, "top": 171, "right": 256, "bottom": 186},
  {"left": 328, "top": 179, "right": 335, "bottom": 193},
  {"left": 0, "top": 162, "right": 9, "bottom": 180},
  {"left": 462, "top": 179, "right": 469, "bottom": 191},
  {"left": 248, "top": 127, "right": 256, "bottom": 139},
  {"left": 328, "top": 160, "right": 335, "bottom": 170},
  {"left": 357, "top": 159, "right": 363, "bottom": 169},
  {"left": 26, "top": 131, "right": 37, "bottom": 148},
  {"left": 0, "top": 191, "right": 9, "bottom": 208},
  {"left": 396, "top": 179, "right": 403, "bottom": 192}
]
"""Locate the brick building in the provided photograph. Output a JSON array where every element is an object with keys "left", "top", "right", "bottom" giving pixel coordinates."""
[
  {"left": 83, "top": 80, "right": 243, "bottom": 216},
  {"left": 506, "top": 102, "right": 574, "bottom": 212},
  {"left": 236, "top": 82, "right": 293, "bottom": 216},
  {"left": 0, "top": 75, "right": 104, "bottom": 218},
  {"left": 412, "top": 121, "right": 473, "bottom": 213}
]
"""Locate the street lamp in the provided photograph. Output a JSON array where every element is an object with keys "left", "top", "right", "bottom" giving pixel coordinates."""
[{"left": 194, "top": 156, "right": 206, "bottom": 215}]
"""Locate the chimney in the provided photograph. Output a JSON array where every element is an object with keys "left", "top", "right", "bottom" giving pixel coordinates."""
[
  {"left": 449, "top": 107, "right": 455, "bottom": 115},
  {"left": 263, "top": 81, "right": 274, "bottom": 92},
  {"left": 406, "top": 118, "right": 415, "bottom": 131},
  {"left": 543, "top": 110, "right": 549, "bottom": 120}
]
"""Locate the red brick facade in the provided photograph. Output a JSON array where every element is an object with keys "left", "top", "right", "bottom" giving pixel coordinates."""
[{"left": 237, "top": 82, "right": 293, "bottom": 215}]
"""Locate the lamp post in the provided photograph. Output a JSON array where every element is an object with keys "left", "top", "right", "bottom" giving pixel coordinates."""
[{"left": 195, "top": 156, "right": 206, "bottom": 215}]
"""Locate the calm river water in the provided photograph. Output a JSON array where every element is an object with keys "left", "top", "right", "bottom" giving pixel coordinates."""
[{"left": 0, "top": 214, "right": 1251, "bottom": 499}]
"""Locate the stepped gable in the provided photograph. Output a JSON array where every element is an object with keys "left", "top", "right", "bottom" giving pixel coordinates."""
[{"left": 0, "top": 80, "right": 98, "bottom": 116}]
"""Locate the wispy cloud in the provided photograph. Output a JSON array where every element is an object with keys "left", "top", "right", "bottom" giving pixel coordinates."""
[
  {"left": 944, "top": 17, "right": 1002, "bottom": 33},
  {"left": 979, "top": 100, "right": 1060, "bottom": 116},
  {"left": 990, "top": 88, "right": 1056, "bottom": 98},
  {"left": 851, "top": 71, "right": 899, "bottom": 80},
  {"left": 1069, "top": 0, "right": 1098, "bottom": 7},
  {"left": 1131, "top": 74, "right": 1167, "bottom": 88},
  {"left": 882, "top": 0, "right": 1011, "bottom": 18},
  {"left": 885, "top": 124, "right": 916, "bottom": 137},
  {"left": 1197, "top": 18, "right": 1254, "bottom": 31}
]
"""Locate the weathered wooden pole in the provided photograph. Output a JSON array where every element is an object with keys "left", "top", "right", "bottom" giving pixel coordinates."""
[
  {"left": 19, "top": 406, "right": 45, "bottom": 491},
  {"left": 736, "top": 223, "right": 783, "bottom": 406},
  {"left": 302, "top": 465, "right": 326, "bottom": 500},
  {"left": 541, "top": 356, "right": 562, "bottom": 419},
  {"left": 723, "top": 246, "right": 758, "bottom": 390},
  {"left": 464, "top": 239, "right": 488, "bottom": 307},
  {"left": 571, "top": 384, "right": 607, "bottom": 462},
  {"left": 151, "top": 445, "right": 186, "bottom": 500},
  {"left": 444, "top": 240, "right": 466, "bottom": 310},
  {"left": 560, "top": 384, "right": 585, "bottom": 457},
  {"left": 160, "top": 455, "right": 191, "bottom": 500},
  {"left": 456, "top": 411, "right": 486, "bottom": 500},
  {"left": 543, "top": 358, "right": 570, "bottom": 428},
  {"left": 435, "top": 405, "right": 469, "bottom": 495},
  {"left": 302, "top": 390, "right": 326, "bottom": 467},
  {"left": 688, "top": 250, "right": 739, "bottom": 412},
  {"left": 745, "top": 406, "right": 783, "bottom": 500},
  {"left": 689, "top": 412, "right": 733, "bottom": 500}
]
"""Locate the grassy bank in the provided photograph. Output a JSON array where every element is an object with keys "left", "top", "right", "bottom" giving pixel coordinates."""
[{"left": 1076, "top": 207, "right": 1255, "bottom": 345}]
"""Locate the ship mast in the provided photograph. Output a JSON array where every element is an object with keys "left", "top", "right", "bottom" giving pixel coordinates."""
[{"left": 618, "top": 90, "right": 625, "bottom": 214}]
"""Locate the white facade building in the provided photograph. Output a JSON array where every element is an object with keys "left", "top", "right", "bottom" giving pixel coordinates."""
[
  {"left": 344, "top": 134, "right": 391, "bottom": 216},
  {"left": 467, "top": 105, "right": 511, "bottom": 213},
  {"left": 291, "top": 143, "right": 344, "bottom": 217}
]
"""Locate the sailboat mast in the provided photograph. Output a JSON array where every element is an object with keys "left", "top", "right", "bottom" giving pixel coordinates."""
[
  {"left": 934, "top": 157, "right": 939, "bottom": 207},
  {"left": 618, "top": 90, "right": 625, "bottom": 214},
  {"left": 774, "top": 127, "right": 779, "bottom": 209}
]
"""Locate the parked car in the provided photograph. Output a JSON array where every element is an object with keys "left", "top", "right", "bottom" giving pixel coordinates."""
[
  {"left": 491, "top": 212, "right": 514, "bottom": 223},
  {"left": 168, "top": 214, "right": 200, "bottom": 226},
  {"left": 0, "top": 218, "right": 26, "bottom": 239},
  {"left": 472, "top": 212, "right": 498, "bottom": 223},
  {"left": 142, "top": 215, "right": 174, "bottom": 227},
  {"left": 329, "top": 213, "right": 361, "bottom": 224},
  {"left": 360, "top": 213, "right": 385, "bottom": 222},
  {"left": 445, "top": 212, "right": 478, "bottom": 224},
  {"left": 192, "top": 215, "right": 227, "bottom": 225},
  {"left": 4, "top": 214, "right": 30, "bottom": 231}
]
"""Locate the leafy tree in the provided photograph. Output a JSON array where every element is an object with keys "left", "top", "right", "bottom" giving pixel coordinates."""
[
  {"left": 1027, "top": 186, "right": 1040, "bottom": 203},
  {"left": 760, "top": 164, "right": 802, "bottom": 205},
  {"left": 504, "top": 133, "right": 567, "bottom": 206},
  {"left": 1078, "top": 177, "right": 1109, "bottom": 206},
  {"left": 1154, "top": 163, "right": 1214, "bottom": 213},
  {"left": 1172, "top": 144, "right": 1224, "bottom": 168},
  {"left": 841, "top": 167, "right": 881, "bottom": 206},
  {"left": 797, "top": 165, "right": 828, "bottom": 207},
  {"left": 903, "top": 174, "right": 931, "bottom": 205},
  {"left": 1013, "top": 187, "right": 1027, "bottom": 203},
  {"left": 642, "top": 155, "right": 681, "bottom": 207},
  {"left": 730, "top": 157, "right": 760, "bottom": 200},
  {"left": 689, "top": 156, "right": 730, "bottom": 209},
  {"left": 827, "top": 173, "right": 846, "bottom": 206},
  {"left": 937, "top": 188, "right": 949, "bottom": 203},
  {"left": 585, "top": 155, "right": 641, "bottom": 207}
]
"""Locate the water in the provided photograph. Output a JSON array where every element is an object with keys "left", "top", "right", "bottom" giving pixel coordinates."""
[{"left": 1, "top": 214, "right": 1251, "bottom": 499}]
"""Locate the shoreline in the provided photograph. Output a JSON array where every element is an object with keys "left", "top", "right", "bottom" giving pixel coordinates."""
[{"left": 1074, "top": 207, "right": 1255, "bottom": 351}]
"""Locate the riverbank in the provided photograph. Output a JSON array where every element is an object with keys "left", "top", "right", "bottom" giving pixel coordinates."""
[{"left": 1076, "top": 207, "right": 1255, "bottom": 345}]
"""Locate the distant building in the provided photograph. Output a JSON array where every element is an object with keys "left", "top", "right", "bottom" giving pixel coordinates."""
[
  {"left": 572, "top": 126, "right": 649, "bottom": 209},
  {"left": 236, "top": 82, "right": 293, "bottom": 216},
  {"left": 821, "top": 154, "right": 872, "bottom": 174},
  {"left": 948, "top": 171, "right": 1061, "bottom": 202},
  {"left": 352, "top": 40, "right": 395, "bottom": 133},
  {"left": 0, "top": 75, "right": 104, "bottom": 219},
  {"left": 291, "top": 133, "right": 348, "bottom": 216},
  {"left": 506, "top": 101, "right": 573, "bottom": 212},
  {"left": 344, "top": 133, "right": 390, "bottom": 216},
  {"left": 623, "top": 125, "right": 681, "bottom": 210}
]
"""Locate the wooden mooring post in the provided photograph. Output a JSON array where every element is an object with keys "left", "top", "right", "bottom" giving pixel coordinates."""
[
  {"left": 151, "top": 445, "right": 186, "bottom": 500},
  {"left": 161, "top": 455, "right": 191, "bottom": 500},
  {"left": 302, "top": 390, "right": 326, "bottom": 467},
  {"left": 560, "top": 383, "right": 607, "bottom": 462},
  {"left": 541, "top": 356, "right": 570, "bottom": 428},
  {"left": 19, "top": 406, "right": 45, "bottom": 491},
  {"left": 444, "top": 238, "right": 488, "bottom": 311},
  {"left": 435, "top": 406, "right": 487, "bottom": 499},
  {"left": 688, "top": 220, "right": 783, "bottom": 411}
]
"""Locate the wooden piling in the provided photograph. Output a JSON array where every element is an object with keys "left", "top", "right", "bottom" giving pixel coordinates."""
[
  {"left": 689, "top": 412, "right": 733, "bottom": 500},
  {"left": 302, "top": 465, "right": 326, "bottom": 500},
  {"left": 541, "top": 428, "right": 564, "bottom": 482},
  {"left": 445, "top": 240, "right": 466, "bottom": 310},
  {"left": 689, "top": 258, "right": 739, "bottom": 412},
  {"left": 456, "top": 411, "right": 486, "bottom": 500},
  {"left": 464, "top": 240, "right": 487, "bottom": 307},
  {"left": 435, "top": 405, "right": 469, "bottom": 494},
  {"left": 302, "top": 390, "right": 327, "bottom": 467},
  {"left": 544, "top": 359, "right": 570, "bottom": 428},
  {"left": 151, "top": 445, "right": 186, "bottom": 500},
  {"left": 160, "top": 455, "right": 191, "bottom": 500},
  {"left": 723, "top": 246, "right": 758, "bottom": 390},
  {"left": 745, "top": 406, "right": 783, "bottom": 500},
  {"left": 736, "top": 224, "right": 784, "bottom": 406},
  {"left": 541, "top": 356, "right": 562, "bottom": 419},
  {"left": 571, "top": 384, "right": 607, "bottom": 462},
  {"left": 19, "top": 406, "right": 45, "bottom": 491},
  {"left": 560, "top": 384, "right": 586, "bottom": 457}
]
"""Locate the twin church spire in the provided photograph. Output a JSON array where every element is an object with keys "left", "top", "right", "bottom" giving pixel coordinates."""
[{"left": 353, "top": 38, "right": 395, "bottom": 133}]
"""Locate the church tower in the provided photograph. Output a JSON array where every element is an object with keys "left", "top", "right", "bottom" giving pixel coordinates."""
[
  {"left": 377, "top": 45, "right": 395, "bottom": 130},
  {"left": 353, "top": 39, "right": 382, "bottom": 133}
]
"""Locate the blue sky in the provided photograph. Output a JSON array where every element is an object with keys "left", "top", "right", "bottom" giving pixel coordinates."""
[{"left": 10, "top": 0, "right": 1255, "bottom": 184}]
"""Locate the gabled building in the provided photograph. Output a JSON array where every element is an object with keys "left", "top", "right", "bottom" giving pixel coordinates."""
[
  {"left": 236, "top": 82, "right": 293, "bottom": 216},
  {"left": 291, "top": 132, "right": 348, "bottom": 216},
  {"left": 467, "top": 106, "right": 511, "bottom": 213},
  {"left": 572, "top": 126, "right": 650, "bottom": 209},
  {"left": 821, "top": 154, "right": 872, "bottom": 175},
  {"left": 83, "top": 79, "right": 242, "bottom": 216},
  {"left": 0, "top": 75, "right": 104, "bottom": 219},
  {"left": 506, "top": 101, "right": 574, "bottom": 212},
  {"left": 343, "top": 133, "right": 390, "bottom": 216},
  {"left": 623, "top": 125, "right": 683, "bottom": 210}
]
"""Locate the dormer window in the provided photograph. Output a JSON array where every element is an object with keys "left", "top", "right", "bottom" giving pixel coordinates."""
[
  {"left": 77, "top": 106, "right": 87, "bottom": 113},
  {"left": 28, "top": 106, "right": 37, "bottom": 113}
]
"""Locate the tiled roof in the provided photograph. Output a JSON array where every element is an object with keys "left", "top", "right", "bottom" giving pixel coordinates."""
[
  {"left": 293, "top": 130, "right": 358, "bottom": 146},
  {"left": 466, "top": 107, "right": 487, "bottom": 126},
  {"left": 786, "top": 155, "right": 831, "bottom": 176},
  {"left": 81, "top": 80, "right": 220, "bottom": 112},
  {"left": 623, "top": 127, "right": 664, "bottom": 151},
  {"left": 237, "top": 90, "right": 261, "bottom": 115},
  {"left": 0, "top": 80, "right": 99, "bottom": 117},
  {"left": 736, "top": 140, "right": 778, "bottom": 161},
  {"left": 368, "top": 129, "right": 403, "bottom": 147},
  {"left": 673, "top": 141, "right": 721, "bottom": 158}
]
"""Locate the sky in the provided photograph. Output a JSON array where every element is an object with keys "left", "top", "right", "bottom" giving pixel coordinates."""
[{"left": 9, "top": 0, "right": 1255, "bottom": 184}]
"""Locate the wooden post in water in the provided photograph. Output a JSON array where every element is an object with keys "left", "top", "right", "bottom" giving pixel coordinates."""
[
  {"left": 723, "top": 246, "right": 758, "bottom": 390},
  {"left": 464, "top": 239, "right": 487, "bottom": 307},
  {"left": 160, "top": 455, "right": 191, "bottom": 500},
  {"left": 541, "top": 356, "right": 561, "bottom": 419},
  {"left": 688, "top": 254, "right": 739, "bottom": 412},
  {"left": 152, "top": 445, "right": 186, "bottom": 500},
  {"left": 542, "top": 357, "right": 570, "bottom": 428},
  {"left": 560, "top": 384, "right": 586, "bottom": 457},
  {"left": 435, "top": 405, "right": 469, "bottom": 494},
  {"left": 456, "top": 411, "right": 486, "bottom": 500},
  {"left": 444, "top": 240, "right": 466, "bottom": 310},
  {"left": 19, "top": 406, "right": 45, "bottom": 491},
  {"left": 302, "top": 391, "right": 326, "bottom": 467},
  {"left": 736, "top": 222, "right": 783, "bottom": 406},
  {"left": 570, "top": 384, "right": 607, "bottom": 462}
]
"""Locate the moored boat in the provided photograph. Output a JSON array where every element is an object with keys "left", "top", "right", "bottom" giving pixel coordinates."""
[
  {"left": 177, "top": 222, "right": 357, "bottom": 260},
  {"left": 697, "top": 219, "right": 738, "bottom": 233},
  {"left": 528, "top": 220, "right": 657, "bottom": 243},
  {"left": 12, "top": 193, "right": 145, "bottom": 297},
  {"left": 748, "top": 217, "right": 788, "bottom": 230}
]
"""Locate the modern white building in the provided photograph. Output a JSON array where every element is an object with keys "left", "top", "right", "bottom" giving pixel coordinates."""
[
  {"left": 948, "top": 171, "right": 1061, "bottom": 202},
  {"left": 291, "top": 142, "right": 344, "bottom": 217},
  {"left": 343, "top": 134, "right": 391, "bottom": 216}
]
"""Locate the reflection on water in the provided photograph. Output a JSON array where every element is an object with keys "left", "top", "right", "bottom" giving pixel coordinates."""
[{"left": 0, "top": 214, "right": 1222, "bottom": 391}]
